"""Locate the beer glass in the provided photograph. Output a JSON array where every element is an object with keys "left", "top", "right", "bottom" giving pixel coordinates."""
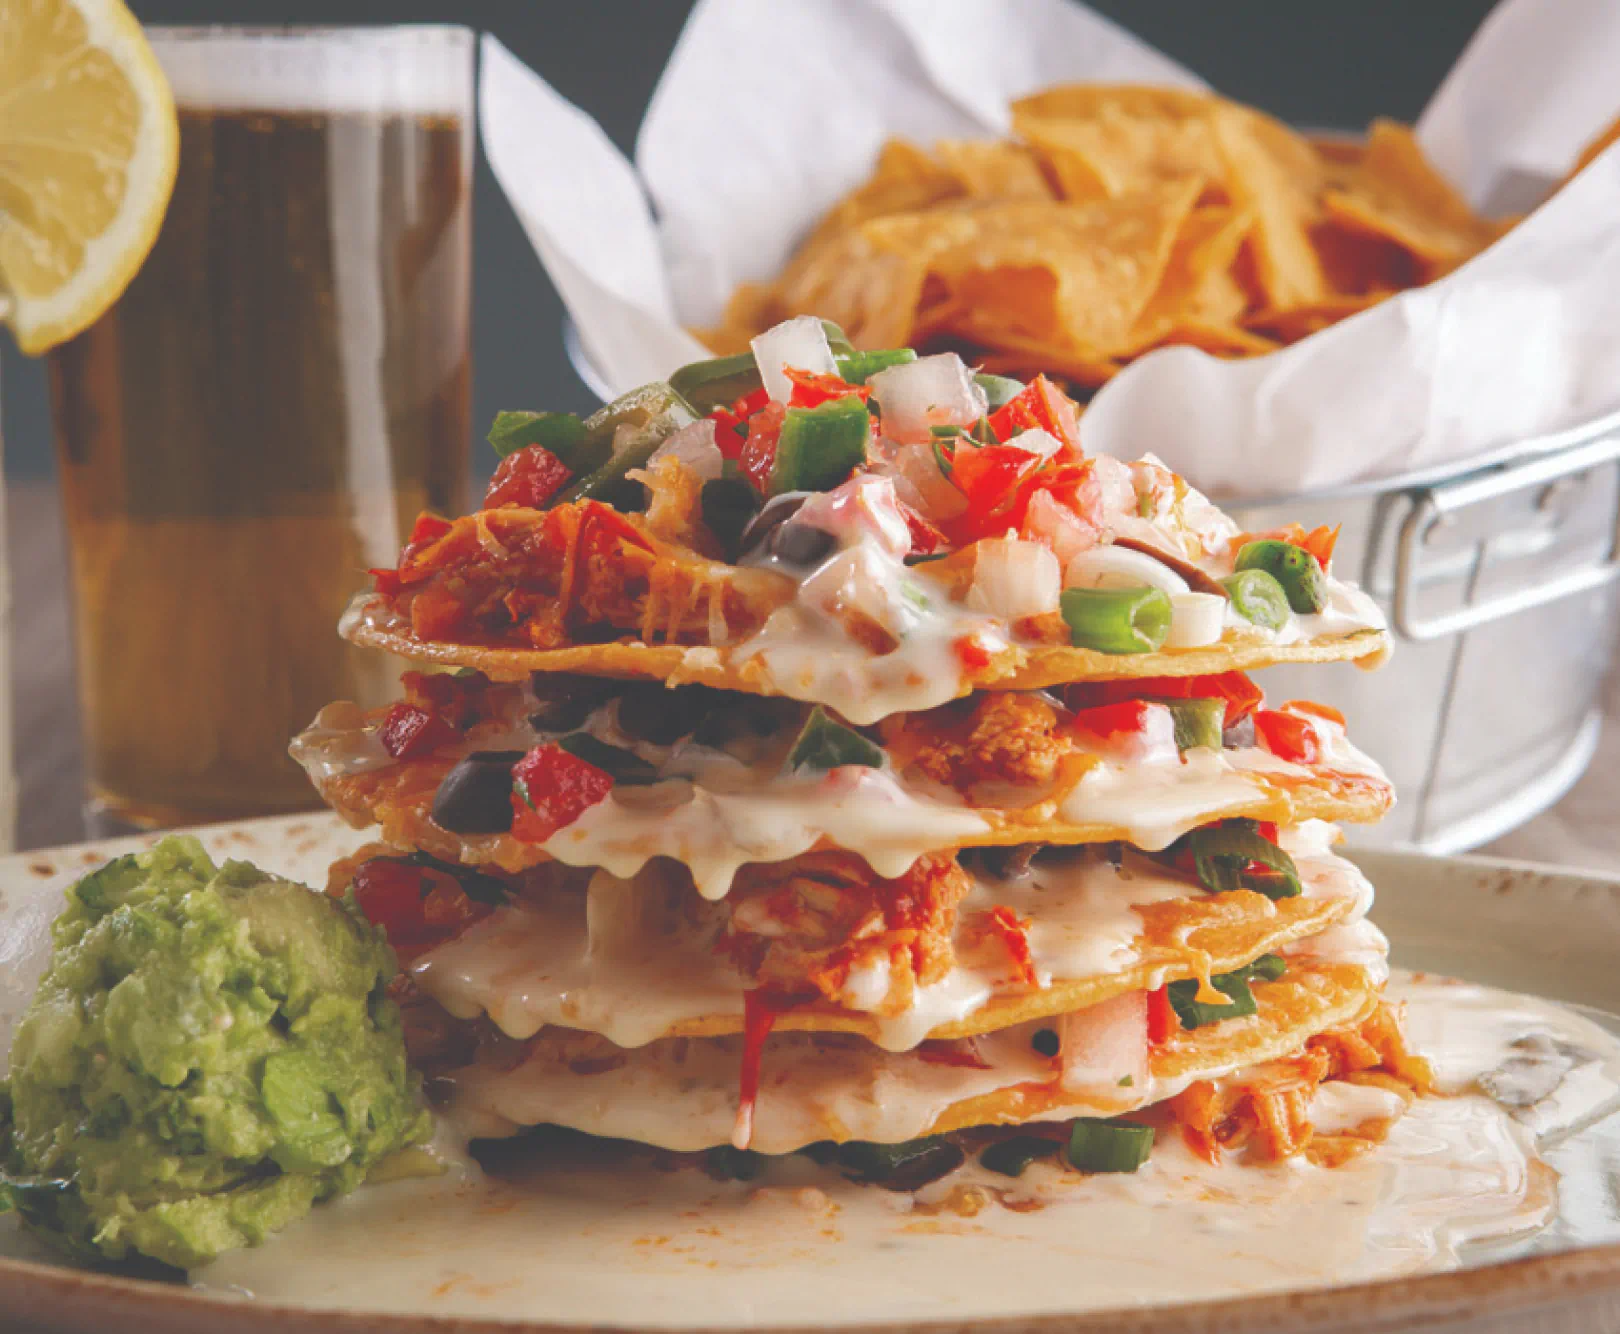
[{"left": 47, "top": 27, "right": 473, "bottom": 831}]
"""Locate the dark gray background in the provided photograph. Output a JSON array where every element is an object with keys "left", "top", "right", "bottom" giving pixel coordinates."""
[{"left": 1, "top": 0, "right": 1499, "bottom": 484}]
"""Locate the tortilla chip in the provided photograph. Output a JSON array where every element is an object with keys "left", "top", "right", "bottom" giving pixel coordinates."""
[
  {"left": 1212, "top": 105, "right": 1327, "bottom": 310},
  {"left": 1125, "top": 205, "right": 1255, "bottom": 351},
  {"left": 924, "top": 183, "right": 1203, "bottom": 355},
  {"left": 1322, "top": 119, "right": 1494, "bottom": 269},
  {"left": 1010, "top": 83, "right": 1216, "bottom": 127},
  {"left": 1245, "top": 292, "right": 1393, "bottom": 343},
  {"left": 1013, "top": 106, "right": 1222, "bottom": 202},
  {"left": 935, "top": 139, "right": 1054, "bottom": 199}
]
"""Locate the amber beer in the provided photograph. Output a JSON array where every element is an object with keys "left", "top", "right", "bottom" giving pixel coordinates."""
[{"left": 48, "top": 29, "right": 472, "bottom": 829}]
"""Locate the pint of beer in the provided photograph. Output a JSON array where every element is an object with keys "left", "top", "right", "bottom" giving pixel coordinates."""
[{"left": 47, "top": 28, "right": 473, "bottom": 830}]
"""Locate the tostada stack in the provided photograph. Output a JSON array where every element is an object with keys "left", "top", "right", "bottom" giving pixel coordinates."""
[{"left": 294, "top": 316, "right": 1430, "bottom": 1183}]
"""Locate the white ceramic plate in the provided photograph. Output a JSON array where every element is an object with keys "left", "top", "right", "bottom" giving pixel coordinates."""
[{"left": 3, "top": 815, "right": 1620, "bottom": 1334}]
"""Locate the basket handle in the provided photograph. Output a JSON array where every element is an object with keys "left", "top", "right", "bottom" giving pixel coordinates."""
[{"left": 1392, "top": 430, "right": 1620, "bottom": 641}]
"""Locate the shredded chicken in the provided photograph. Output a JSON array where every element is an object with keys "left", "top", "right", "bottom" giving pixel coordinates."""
[
  {"left": 1166, "top": 1000, "right": 1434, "bottom": 1166},
  {"left": 721, "top": 851, "right": 971, "bottom": 1013},
  {"left": 886, "top": 691, "right": 1066, "bottom": 791}
]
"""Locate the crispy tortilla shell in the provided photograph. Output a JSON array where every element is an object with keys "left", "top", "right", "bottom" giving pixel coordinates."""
[{"left": 343, "top": 590, "right": 1391, "bottom": 692}]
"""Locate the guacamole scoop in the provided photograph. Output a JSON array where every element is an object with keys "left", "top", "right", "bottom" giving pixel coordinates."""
[{"left": 0, "top": 836, "right": 431, "bottom": 1269}]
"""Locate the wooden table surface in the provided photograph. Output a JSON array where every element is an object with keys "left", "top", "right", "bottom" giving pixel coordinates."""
[{"left": 9, "top": 476, "right": 1620, "bottom": 868}]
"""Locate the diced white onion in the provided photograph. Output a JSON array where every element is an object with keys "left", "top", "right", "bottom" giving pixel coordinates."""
[
  {"left": 967, "top": 538, "right": 1061, "bottom": 620},
  {"left": 648, "top": 418, "right": 724, "bottom": 481},
  {"left": 1005, "top": 426, "right": 1063, "bottom": 459},
  {"left": 1165, "top": 591, "right": 1226, "bottom": 648},
  {"left": 796, "top": 475, "right": 912, "bottom": 561},
  {"left": 751, "top": 315, "right": 838, "bottom": 404},
  {"left": 869, "top": 353, "right": 987, "bottom": 443},
  {"left": 1064, "top": 544, "right": 1190, "bottom": 595},
  {"left": 1058, "top": 990, "right": 1149, "bottom": 1096}
]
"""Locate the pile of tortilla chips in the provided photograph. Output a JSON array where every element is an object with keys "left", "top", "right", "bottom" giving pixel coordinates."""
[{"left": 701, "top": 84, "right": 1613, "bottom": 391}]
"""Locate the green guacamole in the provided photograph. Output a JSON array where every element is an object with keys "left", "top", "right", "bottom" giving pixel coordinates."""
[{"left": 0, "top": 836, "right": 432, "bottom": 1269}]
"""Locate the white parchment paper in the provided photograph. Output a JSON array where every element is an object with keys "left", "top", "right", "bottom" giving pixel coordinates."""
[{"left": 480, "top": 0, "right": 1620, "bottom": 496}]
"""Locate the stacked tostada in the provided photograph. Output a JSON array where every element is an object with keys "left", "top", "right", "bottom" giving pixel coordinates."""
[{"left": 294, "top": 317, "right": 1430, "bottom": 1184}]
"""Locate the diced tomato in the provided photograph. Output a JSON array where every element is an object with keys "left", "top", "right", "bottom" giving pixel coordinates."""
[
  {"left": 988, "top": 375, "right": 1083, "bottom": 455},
  {"left": 350, "top": 858, "right": 490, "bottom": 964},
  {"left": 1066, "top": 672, "right": 1263, "bottom": 726},
  {"left": 1068, "top": 699, "right": 1157, "bottom": 741},
  {"left": 953, "top": 633, "right": 996, "bottom": 671},
  {"left": 737, "top": 400, "right": 787, "bottom": 495},
  {"left": 978, "top": 906, "right": 1037, "bottom": 986},
  {"left": 509, "top": 742, "right": 616, "bottom": 843},
  {"left": 403, "top": 669, "right": 491, "bottom": 730},
  {"left": 407, "top": 512, "right": 452, "bottom": 548},
  {"left": 377, "top": 702, "right": 456, "bottom": 760},
  {"left": 710, "top": 387, "right": 771, "bottom": 461},
  {"left": 1283, "top": 699, "right": 1346, "bottom": 728},
  {"left": 484, "top": 444, "right": 572, "bottom": 510},
  {"left": 1254, "top": 820, "right": 1280, "bottom": 845},
  {"left": 1254, "top": 709, "right": 1322, "bottom": 764},
  {"left": 899, "top": 502, "right": 947, "bottom": 556},
  {"left": 1148, "top": 985, "right": 1178, "bottom": 1044},
  {"left": 409, "top": 585, "right": 466, "bottom": 639},
  {"left": 370, "top": 567, "right": 402, "bottom": 598},
  {"left": 944, "top": 443, "right": 1045, "bottom": 542},
  {"left": 786, "top": 367, "right": 870, "bottom": 409},
  {"left": 577, "top": 500, "right": 655, "bottom": 563}
]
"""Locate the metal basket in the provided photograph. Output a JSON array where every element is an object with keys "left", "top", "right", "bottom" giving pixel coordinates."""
[{"left": 564, "top": 322, "right": 1620, "bottom": 853}]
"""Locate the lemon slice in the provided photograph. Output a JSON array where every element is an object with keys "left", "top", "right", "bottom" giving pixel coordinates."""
[{"left": 0, "top": 0, "right": 177, "bottom": 354}]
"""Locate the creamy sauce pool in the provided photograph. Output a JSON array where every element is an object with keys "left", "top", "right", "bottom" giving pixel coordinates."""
[{"left": 183, "top": 973, "right": 1620, "bottom": 1326}]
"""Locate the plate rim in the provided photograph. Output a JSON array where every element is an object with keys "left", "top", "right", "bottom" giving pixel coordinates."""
[{"left": 5, "top": 824, "right": 1620, "bottom": 1331}]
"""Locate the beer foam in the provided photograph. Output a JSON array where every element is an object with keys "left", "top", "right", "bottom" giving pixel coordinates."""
[{"left": 152, "top": 26, "right": 472, "bottom": 118}]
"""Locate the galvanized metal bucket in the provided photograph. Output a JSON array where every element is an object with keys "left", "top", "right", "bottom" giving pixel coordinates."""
[{"left": 565, "top": 323, "right": 1620, "bottom": 854}]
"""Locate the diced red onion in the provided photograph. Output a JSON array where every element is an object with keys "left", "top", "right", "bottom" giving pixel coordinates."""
[
  {"left": 869, "top": 353, "right": 987, "bottom": 443},
  {"left": 796, "top": 474, "right": 911, "bottom": 561},
  {"left": 968, "top": 538, "right": 1061, "bottom": 619},
  {"left": 1058, "top": 990, "right": 1149, "bottom": 1096},
  {"left": 751, "top": 315, "right": 838, "bottom": 404}
]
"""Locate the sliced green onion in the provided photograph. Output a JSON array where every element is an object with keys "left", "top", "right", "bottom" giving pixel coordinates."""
[
  {"left": 931, "top": 434, "right": 955, "bottom": 480},
  {"left": 1167, "top": 954, "right": 1287, "bottom": 1030},
  {"left": 837, "top": 348, "right": 917, "bottom": 384},
  {"left": 486, "top": 410, "right": 593, "bottom": 467},
  {"left": 1166, "top": 698, "right": 1225, "bottom": 753},
  {"left": 786, "top": 706, "right": 884, "bottom": 773},
  {"left": 770, "top": 394, "right": 870, "bottom": 494},
  {"left": 554, "top": 382, "right": 698, "bottom": 511},
  {"left": 1170, "top": 819, "right": 1302, "bottom": 899},
  {"left": 701, "top": 476, "right": 761, "bottom": 561},
  {"left": 1233, "top": 540, "right": 1326, "bottom": 614},
  {"left": 1221, "top": 568, "right": 1291, "bottom": 629},
  {"left": 705, "top": 1145, "right": 766, "bottom": 1181},
  {"left": 974, "top": 372, "right": 1026, "bottom": 411},
  {"left": 556, "top": 733, "right": 659, "bottom": 785},
  {"left": 837, "top": 1136, "right": 966, "bottom": 1189},
  {"left": 669, "top": 352, "right": 762, "bottom": 414},
  {"left": 1060, "top": 587, "right": 1173, "bottom": 654},
  {"left": 1066, "top": 1118, "right": 1154, "bottom": 1174},
  {"left": 980, "top": 1136, "right": 1061, "bottom": 1178},
  {"left": 971, "top": 415, "right": 996, "bottom": 445}
]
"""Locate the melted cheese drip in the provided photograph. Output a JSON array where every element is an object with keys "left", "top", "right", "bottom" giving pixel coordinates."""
[
  {"left": 543, "top": 767, "right": 989, "bottom": 900},
  {"left": 162, "top": 973, "right": 1620, "bottom": 1324},
  {"left": 409, "top": 838, "right": 1377, "bottom": 1054}
]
